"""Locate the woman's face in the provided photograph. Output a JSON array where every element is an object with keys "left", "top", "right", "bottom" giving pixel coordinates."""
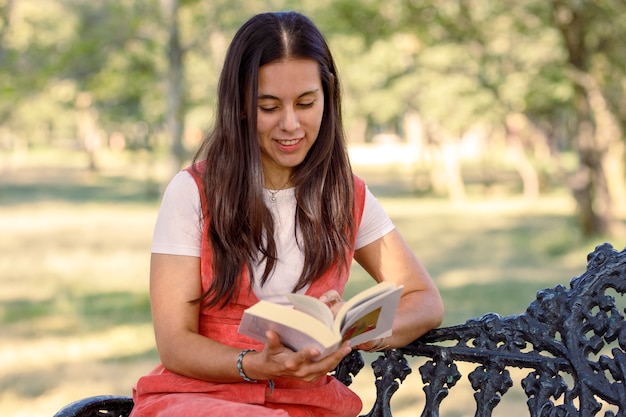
[{"left": 256, "top": 58, "right": 324, "bottom": 186}]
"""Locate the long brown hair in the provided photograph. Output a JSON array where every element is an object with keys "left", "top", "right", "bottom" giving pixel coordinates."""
[{"left": 192, "top": 12, "right": 355, "bottom": 308}]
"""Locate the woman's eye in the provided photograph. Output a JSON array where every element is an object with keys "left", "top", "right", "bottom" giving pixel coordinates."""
[
  {"left": 259, "top": 106, "right": 278, "bottom": 113},
  {"left": 298, "top": 101, "right": 315, "bottom": 109}
]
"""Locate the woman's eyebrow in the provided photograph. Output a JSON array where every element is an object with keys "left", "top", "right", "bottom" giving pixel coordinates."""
[{"left": 258, "top": 89, "right": 320, "bottom": 101}]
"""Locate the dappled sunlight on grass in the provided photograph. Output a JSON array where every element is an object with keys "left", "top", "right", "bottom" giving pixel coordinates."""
[
  {"left": 0, "top": 202, "right": 156, "bottom": 301},
  {"left": 0, "top": 324, "right": 157, "bottom": 417},
  {"left": 1, "top": 324, "right": 155, "bottom": 376}
]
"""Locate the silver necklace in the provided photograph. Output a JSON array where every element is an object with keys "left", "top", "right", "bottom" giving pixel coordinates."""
[
  {"left": 268, "top": 189, "right": 280, "bottom": 203},
  {"left": 266, "top": 178, "right": 291, "bottom": 203}
]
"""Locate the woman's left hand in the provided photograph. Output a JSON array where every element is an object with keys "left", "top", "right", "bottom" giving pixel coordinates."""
[
  {"left": 319, "top": 289, "right": 345, "bottom": 317},
  {"left": 353, "top": 337, "right": 389, "bottom": 352}
]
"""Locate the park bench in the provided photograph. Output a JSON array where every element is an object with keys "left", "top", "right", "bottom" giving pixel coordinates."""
[{"left": 53, "top": 242, "right": 626, "bottom": 417}]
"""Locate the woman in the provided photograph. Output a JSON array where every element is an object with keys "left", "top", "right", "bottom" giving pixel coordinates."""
[{"left": 131, "top": 11, "right": 443, "bottom": 417}]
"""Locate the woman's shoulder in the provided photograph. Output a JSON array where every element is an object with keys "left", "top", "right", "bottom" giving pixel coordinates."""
[
  {"left": 162, "top": 170, "right": 199, "bottom": 201},
  {"left": 185, "top": 160, "right": 207, "bottom": 179},
  {"left": 352, "top": 173, "right": 365, "bottom": 187},
  {"left": 352, "top": 174, "right": 367, "bottom": 204}
]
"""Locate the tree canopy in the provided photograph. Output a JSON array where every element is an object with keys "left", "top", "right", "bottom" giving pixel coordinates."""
[{"left": 1, "top": 0, "right": 624, "bottom": 237}]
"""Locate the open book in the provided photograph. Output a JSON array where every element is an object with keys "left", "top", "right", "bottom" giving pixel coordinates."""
[{"left": 237, "top": 281, "right": 403, "bottom": 360}]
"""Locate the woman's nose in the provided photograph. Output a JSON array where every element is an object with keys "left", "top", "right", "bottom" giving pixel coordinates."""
[{"left": 279, "top": 108, "right": 300, "bottom": 132}]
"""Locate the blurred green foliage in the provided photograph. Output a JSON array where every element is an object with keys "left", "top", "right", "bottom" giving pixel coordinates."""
[
  {"left": 0, "top": 0, "right": 622, "bottom": 145},
  {"left": 1, "top": 0, "right": 625, "bottom": 235}
]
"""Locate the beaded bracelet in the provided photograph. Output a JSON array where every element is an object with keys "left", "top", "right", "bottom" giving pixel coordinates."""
[
  {"left": 236, "top": 349, "right": 258, "bottom": 382},
  {"left": 236, "top": 349, "right": 275, "bottom": 395}
]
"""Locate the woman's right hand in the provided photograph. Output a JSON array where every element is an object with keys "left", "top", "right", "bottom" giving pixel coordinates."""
[{"left": 243, "top": 330, "right": 352, "bottom": 383}]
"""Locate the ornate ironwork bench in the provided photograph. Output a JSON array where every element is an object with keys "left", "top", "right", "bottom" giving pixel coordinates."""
[{"left": 53, "top": 243, "right": 626, "bottom": 417}]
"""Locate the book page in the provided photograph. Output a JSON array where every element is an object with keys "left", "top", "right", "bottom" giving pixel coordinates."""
[
  {"left": 336, "top": 284, "right": 403, "bottom": 346},
  {"left": 286, "top": 293, "right": 334, "bottom": 329},
  {"left": 341, "top": 307, "right": 382, "bottom": 341},
  {"left": 334, "top": 281, "right": 397, "bottom": 328}
]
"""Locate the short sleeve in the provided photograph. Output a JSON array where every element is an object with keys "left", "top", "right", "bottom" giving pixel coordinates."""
[
  {"left": 151, "top": 170, "right": 202, "bottom": 257},
  {"left": 355, "top": 187, "right": 395, "bottom": 250}
]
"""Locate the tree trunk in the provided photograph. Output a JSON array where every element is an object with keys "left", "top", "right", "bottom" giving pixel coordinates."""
[
  {"left": 441, "top": 138, "right": 466, "bottom": 203},
  {"left": 424, "top": 124, "right": 466, "bottom": 202},
  {"left": 161, "top": 0, "right": 186, "bottom": 176},
  {"left": 76, "top": 92, "right": 101, "bottom": 172},
  {"left": 505, "top": 113, "right": 540, "bottom": 201},
  {"left": 551, "top": 0, "right": 621, "bottom": 237},
  {"left": 567, "top": 68, "right": 625, "bottom": 236}
]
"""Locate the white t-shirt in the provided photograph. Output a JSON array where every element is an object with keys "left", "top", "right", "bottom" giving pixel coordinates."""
[{"left": 152, "top": 171, "right": 395, "bottom": 304}]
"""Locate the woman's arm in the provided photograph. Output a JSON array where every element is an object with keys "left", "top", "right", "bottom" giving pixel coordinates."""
[
  {"left": 353, "top": 229, "right": 444, "bottom": 350},
  {"left": 150, "top": 253, "right": 351, "bottom": 383}
]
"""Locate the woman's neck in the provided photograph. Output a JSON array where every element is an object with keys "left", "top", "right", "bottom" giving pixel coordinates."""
[{"left": 263, "top": 168, "right": 293, "bottom": 190}]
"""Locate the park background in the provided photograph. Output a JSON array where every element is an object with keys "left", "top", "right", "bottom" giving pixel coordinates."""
[{"left": 1, "top": 1, "right": 625, "bottom": 416}]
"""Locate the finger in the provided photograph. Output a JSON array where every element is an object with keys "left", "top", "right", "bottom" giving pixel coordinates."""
[
  {"left": 354, "top": 341, "right": 375, "bottom": 351},
  {"left": 336, "top": 341, "right": 352, "bottom": 358},
  {"left": 319, "top": 290, "right": 342, "bottom": 307},
  {"left": 355, "top": 338, "right": 388, "bottom": 352},
  {"left": 265, "top": 330, "right": 284, "bottom": 351},
  {"left": 329, "top": 300, "right": 345, "bottom": 317},
  {"left": 299, "top": 347, "right": 321, "bottom": 361},
  {"left": 286, "top": 343, "right": 352, "bottom": 382},
  {"left": 315, "top": 341, "right": 352, "bottom": 369}
]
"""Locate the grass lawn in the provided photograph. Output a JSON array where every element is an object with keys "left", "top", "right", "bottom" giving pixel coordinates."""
[{"left": 1, "top": 148, "right": 624, "bottom": 417}]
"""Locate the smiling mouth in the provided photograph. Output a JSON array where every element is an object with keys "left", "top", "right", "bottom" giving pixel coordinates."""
[{"left": 276, "top": 138, "right": 302, "bottom": 146}]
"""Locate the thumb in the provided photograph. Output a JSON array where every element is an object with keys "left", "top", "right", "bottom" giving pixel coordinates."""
[{"left": 265, "top": 330, "right": 283, "bottom": 351}]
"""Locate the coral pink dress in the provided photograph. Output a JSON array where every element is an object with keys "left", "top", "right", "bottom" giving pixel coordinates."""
[{"left": 131, "top": 162, "right": 367, "bottom": 417}]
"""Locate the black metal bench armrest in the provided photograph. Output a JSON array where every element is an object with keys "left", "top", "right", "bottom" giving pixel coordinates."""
[{"left": 53, "top": 395, "right": 134, "bottom": 417}]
